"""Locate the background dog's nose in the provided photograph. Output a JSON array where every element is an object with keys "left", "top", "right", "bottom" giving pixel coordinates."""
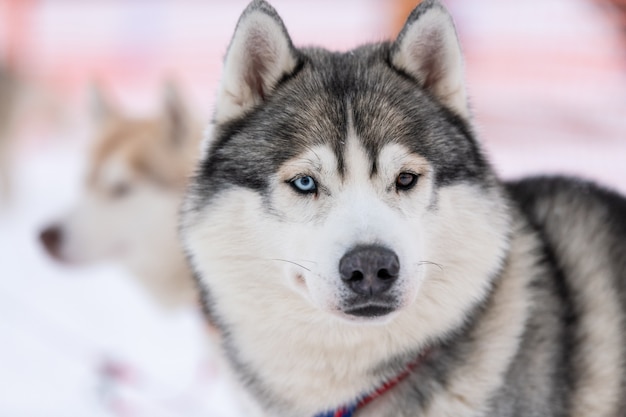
[
  {"left": 40, "top": 225, "right": 63, "bottom": 259},
  {"left": 339, "top": 245, "right": 400, "bottom": 296}
]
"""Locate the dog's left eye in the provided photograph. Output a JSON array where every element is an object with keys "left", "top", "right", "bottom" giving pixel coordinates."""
[
  {"left": 290, "top": 176, "right": 317, "bottom": 194},
  {"left": 396, "top": 172, "right": 419, "bottom": 191},
  {"left": 111, "top": 183, "right": 131, "bottom": 198}
]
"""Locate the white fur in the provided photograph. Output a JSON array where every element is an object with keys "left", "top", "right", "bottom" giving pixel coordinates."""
[{"left": 415, "top": 219, "right": 536, "bottom": 417}]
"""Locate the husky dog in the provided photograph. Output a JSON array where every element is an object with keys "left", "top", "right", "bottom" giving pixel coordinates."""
[
  {"left": 181, "top": 1, "right": 626, "bottom": 416},
  {"left": 40, "top": 84, "right": 200, "bottom": 309}
]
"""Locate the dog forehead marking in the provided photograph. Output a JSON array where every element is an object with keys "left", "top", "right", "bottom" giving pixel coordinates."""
[
  {"left": 343, "top": 130, "right": 373, "bottom": 183},
  {"left": 279, "top": 139, "right": 429, "bottom": 195},
  {"left": 279, "top": 145, "right": 336, "bottom": 179},
  {"left": 282, "top": 137, "right": 429, "bottom": 188},
  {"left": 282, "top": 101, "right": 427, "bottom": 186}
]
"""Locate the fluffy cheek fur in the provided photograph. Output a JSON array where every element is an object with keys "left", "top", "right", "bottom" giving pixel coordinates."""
[{"left": 183, "top": 189, "right": 299, "bottom": 323}]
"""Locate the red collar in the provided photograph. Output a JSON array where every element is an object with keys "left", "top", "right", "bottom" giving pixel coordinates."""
[{"left": 314, "top": 349, "right": 432, "bottom": 417}]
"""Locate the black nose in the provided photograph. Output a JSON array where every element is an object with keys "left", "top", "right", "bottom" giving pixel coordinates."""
[
  {"left": 339, "top": 245, "right": 400, "bottom": 296},
  {"left": 40, "top": 225, "right": 63, "bottom": 259}
]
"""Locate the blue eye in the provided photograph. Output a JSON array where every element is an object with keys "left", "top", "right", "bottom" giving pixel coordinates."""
[{"left": 291, "top": 176, "right": 317, "bottom": 194}]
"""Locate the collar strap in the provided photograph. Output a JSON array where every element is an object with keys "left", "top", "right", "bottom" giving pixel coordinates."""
[{"left": 314, "top": 349, "right": 431, "bottom": 417}]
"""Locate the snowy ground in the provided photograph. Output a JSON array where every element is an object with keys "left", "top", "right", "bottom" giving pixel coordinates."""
[{"left": 1, "top": 1, "right": 625, "bottom": 416}]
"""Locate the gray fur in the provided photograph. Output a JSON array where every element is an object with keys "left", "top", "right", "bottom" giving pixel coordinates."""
[{"left": 181, "top": 1, "right": 626, "bottom": 416}]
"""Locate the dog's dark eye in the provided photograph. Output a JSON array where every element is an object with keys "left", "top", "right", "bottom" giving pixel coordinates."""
[
  {"left": 396, "top": 172, "right": 418, "bottom": 191},
  {"left": 111, "top": 183, "right": 131, "bottom": 198},
  {"left": 290, "top": 176, "right": 317, "bottom": 194}
]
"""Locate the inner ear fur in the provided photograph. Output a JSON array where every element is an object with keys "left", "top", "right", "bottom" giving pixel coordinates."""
[
  {"left": 214, "top": 0, "right": 299, "bottom": 124},
  {"left": 391, "top": 0, "right": 469, "bottom": 119}
]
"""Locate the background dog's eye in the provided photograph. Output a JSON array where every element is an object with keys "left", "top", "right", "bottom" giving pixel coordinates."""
[
  {"left": 396, "top": 173, "right": 418, "bottom": 191},
  {"left": 291, "top": 176, "right": 317, "bottom": 194},
  {"left": 111, "top": 183, "right": 131, "bottom": 198}
]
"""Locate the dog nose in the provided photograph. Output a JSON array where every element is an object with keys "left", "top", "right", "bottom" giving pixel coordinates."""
[
  {"left": 40, "top": 225, "right": 63, "bottom": 258},
  {"left": 339, "top": 245, "right": 400, "bottom": 296}
]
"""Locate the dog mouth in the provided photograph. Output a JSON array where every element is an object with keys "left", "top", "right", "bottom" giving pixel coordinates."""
[
  {"left": 344, "top": 304, "right": 396, "bottom": 318},
  {"left": 340, "top": 293, "right": 399, "bottom": 319}
]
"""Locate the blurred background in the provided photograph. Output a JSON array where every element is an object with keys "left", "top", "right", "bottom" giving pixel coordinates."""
[{"left": 0, "top": 0, "right": 625, "bottom": 416}]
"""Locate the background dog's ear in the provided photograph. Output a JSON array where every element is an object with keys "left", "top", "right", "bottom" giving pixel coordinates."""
[
  {"left": 391, "top": 0, "right": 468, "bottom": 119},
  {"left": 214, "top": 0, "right": 299, "bottom": 124},
  {"left": 163, "top": 80, "right": 190, "bottom": 146},
  {"left": 88, "top": 81, "right": 118, "bottom": 126}
]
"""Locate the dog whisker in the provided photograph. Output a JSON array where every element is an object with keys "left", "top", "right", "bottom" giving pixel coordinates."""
[
  {"left": 417, "top": 261, "right": 445, "bottom": 273},
  {"left": 270, "top": 258, "right": 312, "bottom": 272},
  {"left": 292, "top": 259, "right": 318, "bottom": 265}
]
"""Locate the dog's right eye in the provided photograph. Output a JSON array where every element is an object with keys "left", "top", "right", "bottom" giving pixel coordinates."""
[
  {"left": 290, "top": 176, "right": 317, "bottom": 194},
  {"left": 396, "top": 172, "right": 419, "bottom": 191}
]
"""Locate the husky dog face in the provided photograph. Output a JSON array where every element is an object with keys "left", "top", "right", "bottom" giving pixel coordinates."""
[
  {"left": 41, "top": 85, "right": 199, "bottom": 307},
  {"left": 271, "top": 138, "right": 435, "bottom": 321},
  {"left": 185, "top": 0, "right": 508, "bottom": 321},
  {"left": 183, "top": 1, "right": 511, "bottom": 411}
]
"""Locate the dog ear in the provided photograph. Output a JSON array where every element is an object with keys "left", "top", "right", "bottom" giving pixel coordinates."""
[
  {"left": 163, "top": 80, "right": 190, "bottom": 146},
  {"left": 390, "top": 0, "right": 468, "bottom": 119},
  {"left": 214, "top": 0, "right": 299, "bottom": 124},
  {"left": 87, "top": 81, "right": 118, "bottom": 126}
]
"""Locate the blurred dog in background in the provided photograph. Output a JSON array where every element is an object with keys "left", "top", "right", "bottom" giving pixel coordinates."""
[{"left": 40, "top": 83, "right": 201, "bottom": 309}]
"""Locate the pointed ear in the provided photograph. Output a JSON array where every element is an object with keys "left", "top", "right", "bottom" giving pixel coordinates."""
[
  {"left": 214, "top": 0, "right": 299, "bottom": 124},
  {"left": 162, "top": 80, "right": 190, "bottom": 146},
  {"left": 390, "top": 0, "right": 468, "bottom": 119},
  {"left": 87, "top": 81, "right": 118, "bottom": 126}
]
